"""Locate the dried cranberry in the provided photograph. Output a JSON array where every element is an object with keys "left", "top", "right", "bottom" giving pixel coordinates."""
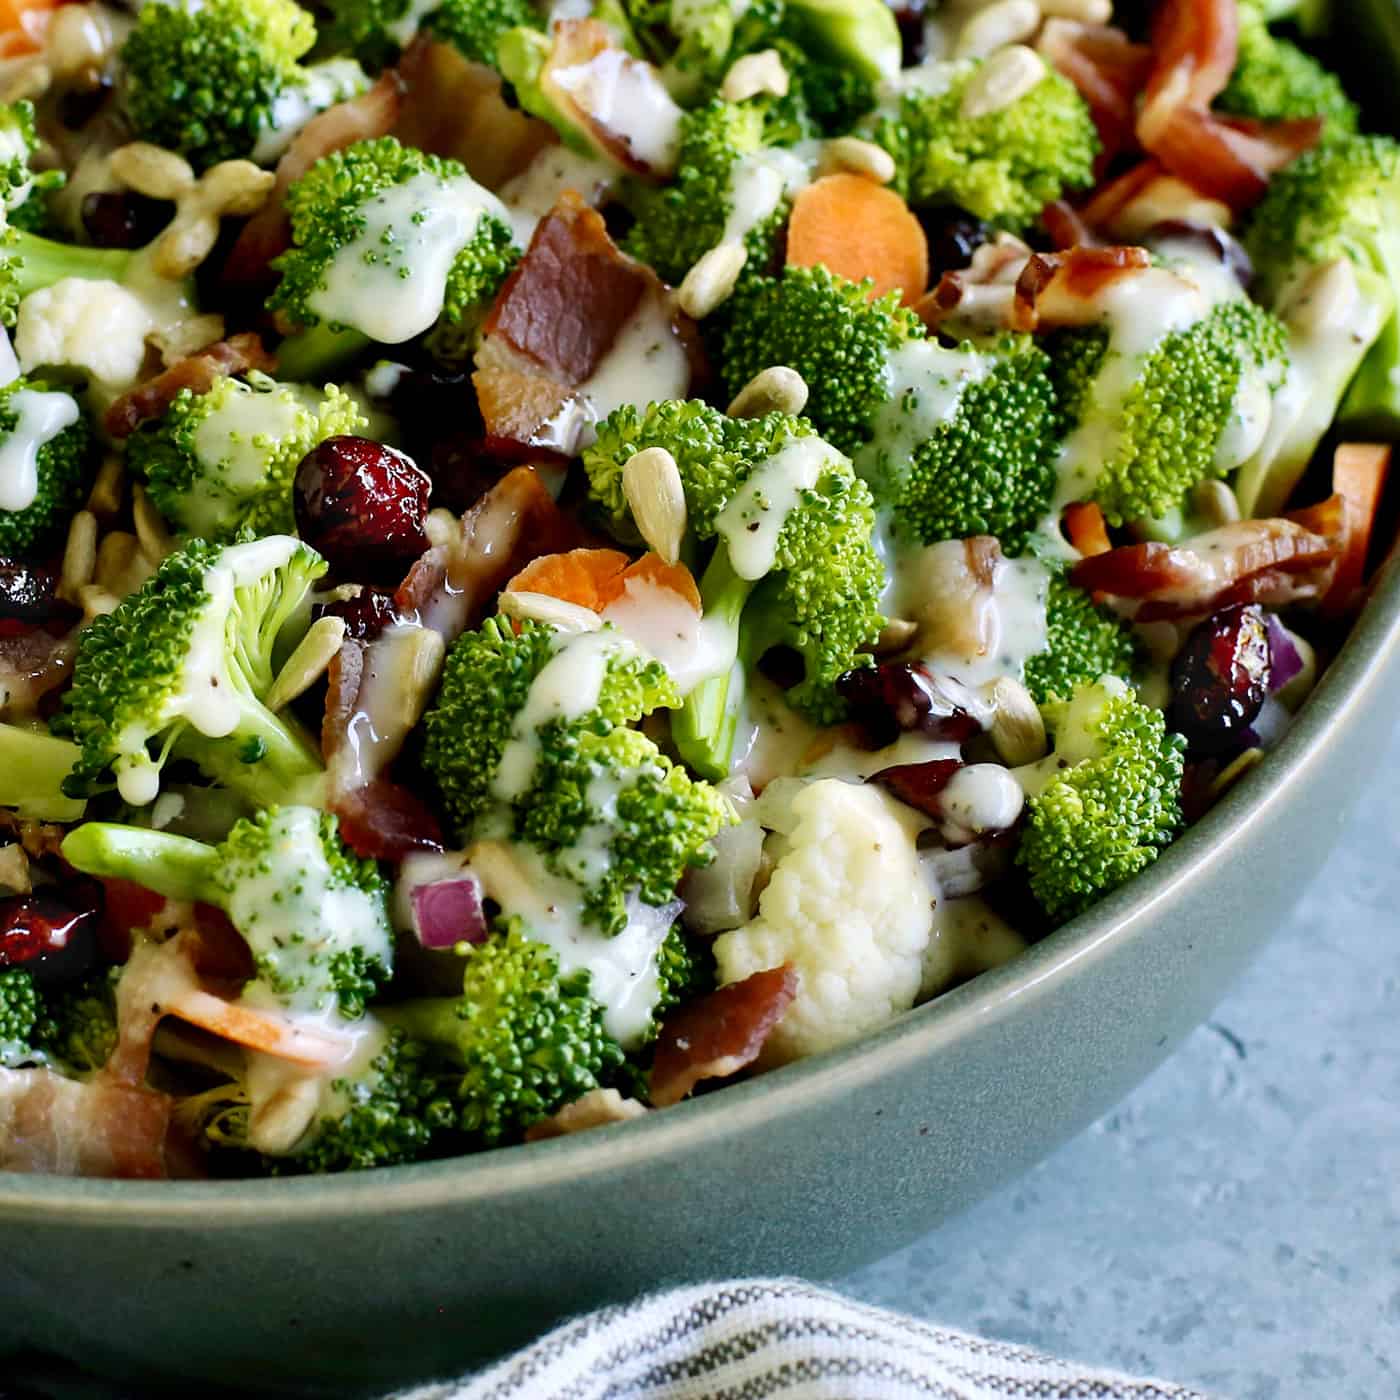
[
  {"left": 294, "top": 436, "right": 432, "bottom": 581},
  {"left": 917, "top": 205, "right": 992, "bottom": 277},
  {"left": 872, "top": 759, "right": 963, "bottom": 817},
  {"left": 59, "top": 75, "right": 112, "bottom": 131},
  {"left": 0, "top": 889, "right": 101, "bottom": 985},
  {"left": 1168, "top": 603, "right": 1271, "bottom": 755},
  {"left": 837, "top": 662, "right": 983, "bottom": 750},
  {"left": 0, "top": 559, "right": 71, "bottom": 626},
  {"left": 81, "top": 191, "right": 174, "bottom": 250},
  {"left": 889, "top": 0, "right": 928, "bottom": 65},
  {"left": 313, "top": 586, "right": 400, "bottom": 641}
]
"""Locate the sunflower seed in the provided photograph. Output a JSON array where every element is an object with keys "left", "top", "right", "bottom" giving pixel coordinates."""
[
  {"left": 720, "top": 49, "right": 789, "bottom": 103},
  {"left": 989, "top": 675, "right": 1048, "bottom": 765},
  {"left": 622, "top": 446, "right": 688, "bottom": 564},
  {"left": 959, "top": 44, "right": 1047, "bottom": 117},
  {"left": 498, "top": 590, "right": 604, "bottom": 633},
  {"left": 678, "top": 241, "right": 748, "bottom": 320},
  {"left": 819, "top": 137, "right": 897, "bottom": 185},
  {"left": 727, "top": 366, "right": 809, "bottom": 419}
]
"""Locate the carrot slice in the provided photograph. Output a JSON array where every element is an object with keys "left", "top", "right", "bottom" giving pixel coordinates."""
[
  {"left": 166, "top": 990, "right": 353, "bottom": 1068},
  {"left": 1064, "top": 501, "right": 1112, "bottom": 557},
  {"left": 507, "top": 547, "right": 701, "bottom": 614},
  {"left": 786, "top": 173, "right": 929, "bottom": 305},
  {"left": 0, "top": 0, "right": 55, "bottom": 55},
  {"left": 1321, "top": 443, "right": 1392, "bottom": 616}
]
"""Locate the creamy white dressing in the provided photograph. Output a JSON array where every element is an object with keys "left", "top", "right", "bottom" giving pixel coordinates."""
[
  {"left": 0, "top": 386, "right": 79, "bottom": 513},
  {"left": 550, "top": 46, "right": 684, "bottom": 174},
  {"left": 470, "top": 839, "right": 674, "bottom": 1048},
  {"left": 917, "top": 892, "right": 1026, "bottom": 1001},
  {"left": 252, "top": 58, "right": 369, "bottom": 165},
  {"left": 1212, "top": 362, "right": 1274, "bottom": 474},
  {"left": 310, "top": 171, "right": 513, "bottom": 344},
  {"left": 493, "top": 628, "right": 633, "bottom": 802},
  {"left": 719, "top": 146, "right": 812, "bottom": 250},
  {"left": 803, "top": 728, "right": 964, "bottom": 784},
  {"left": 224, "top": 806, "right": 393, "bottom": 1016},
  {"left": 716, "top": 436, "right": 842, "bottom": 581},
  {"left": 113, "top": 535, "right": 302, "bottom": 806},
  {"left": 498, "top": 146, "right": 617, "bottom": 247},
  {"left": 857, "top": 339, "right": 990, "bottom": 503},
  {"left": 601, "top": 575, "right": 732, "bottom": 694},
  {"left": 935, "top": 763, "right": 1024, "bottom": 842}
]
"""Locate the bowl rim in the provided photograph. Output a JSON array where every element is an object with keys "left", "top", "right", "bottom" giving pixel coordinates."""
[{"left": 5, "top": 551, "right": 1400, "bottom": 1223}]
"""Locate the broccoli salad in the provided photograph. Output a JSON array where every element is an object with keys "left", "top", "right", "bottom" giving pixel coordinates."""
[{"left": 0, "top": 0, "right": 1390, "bottom": 1179}]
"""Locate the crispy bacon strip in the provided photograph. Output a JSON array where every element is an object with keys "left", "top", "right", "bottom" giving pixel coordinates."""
[
  {"left": 0, "top": 1068, "right": 179, "bottom": 1179},
  {"left": 103, "top": 333, "right": 277, "bottom": 438},
  {"left": 223, "top": 73, "right": 403, "bottom": 288},
  {"left": 649, "top": 966, "right": 799, "bottom": 1108},
  {"left": 1012, "top": 246, "right": 1152, "bottom": 332},
  {"left": 1041, "top": 199, "right": 1100, "bottom": 252},
  {"left": 1038, "top": 20, "right": 1154, "bottom": 165},
  {"left": 1070, "top": 499, "right": 1345, "bottom": 619}
]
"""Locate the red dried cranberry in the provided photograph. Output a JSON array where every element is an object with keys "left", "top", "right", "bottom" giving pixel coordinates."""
[
  {"left": 872, "top": 759, "right": 963, "bottom": 817},
  {"left": 837, "top": 662, "right": 983, "bottom": 750},
  {"left": 294, "top": 436, "right": 431, "bottom": 581},
  {"left": 0, "top": 559, "right": 73, "bottom": 626},
  {"left": 59, "top": 75, "right": 112, "bottom": 131},
  {"left": 81, "top": 191, "right": 174, "bottom": 250},
  {"left": 889, "top": 0, "right": 928, "bottom": 65},
  {"left": 917, "top": 205, "right": 992, "bottom": 277},
  {"left": 313, "top": 586, "right": 400, "bottom": 641},
  {"left": 0, "top": 889, "right": 101, "bottom": 984},
  {"left": 1168, "top": 603, "right": 1271, "bottom": 755}
]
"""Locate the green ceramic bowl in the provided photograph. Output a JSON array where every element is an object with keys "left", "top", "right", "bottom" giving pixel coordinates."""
[{"left": 8, "top": 4, "right": 1400, "bottom": 1389}]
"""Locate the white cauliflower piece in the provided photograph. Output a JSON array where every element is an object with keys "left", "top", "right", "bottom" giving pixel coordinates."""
[
  {"left": 713, "top": 778, "right": 933, "bottom": 1066},
  {"left": 15, "top": 278, "right": 155, "bottom": 390}
]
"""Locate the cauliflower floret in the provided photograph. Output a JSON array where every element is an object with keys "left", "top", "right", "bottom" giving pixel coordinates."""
[
  {"left": 713, "top": 778, "right": 933, "bottom": 1066},
  {"left": 15, "top": 278, "right": 155, "bottom": 390}
]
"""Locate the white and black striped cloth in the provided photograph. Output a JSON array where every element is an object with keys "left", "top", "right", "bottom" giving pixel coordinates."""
[{"left": 396, "top": 1279, "right": 1211, "bottom": 1400}]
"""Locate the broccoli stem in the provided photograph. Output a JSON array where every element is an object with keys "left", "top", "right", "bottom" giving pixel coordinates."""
[
  {"left": 672, "top": 545, "right": 754, "bottom": 782},
  {"left": 13, "top": 230, "right": 132, "bottom": 300},
  {"left": 174, "top": 704, "right": 327, "bottom": 810},
  {"left": 274, "top": 323, "right": 373, "bottom": 383},
  {"left": 376, "top": 999, "right": 464, "bottom": 1057},
  {"left": 0, "top": 724, "right": 85, "bottom": 822},
  {"left": 61, "top": 823, "right": 220, "bottom": 904}
]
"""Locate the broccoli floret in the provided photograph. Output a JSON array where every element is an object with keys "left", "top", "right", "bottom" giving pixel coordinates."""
[
  {"left": 120, "top": 0, "right": 368, "bottom": 170},
  {"left": 62, "top": 807, "right": 393, "bottom": 1018},
  {"left": 1016, "top": 678, "right": 1186, "bottom": 921},
  {"left": 0, "top": 723, "right": 86, "bottom": 822},
  {"left": 585, "top": 398, "right": 886, "bottom": 767},
  {"left": 270, "top": 136, "right": 520, "bottom": 375},
  {"left": 1244, "top": 134, "right": 1400, "bottom": 440},
  {"left": 128, "top": 373, "right": 365, "bottom": 540},
  {"left": 623, "top": 96, "right": 808, "bottom": 287},
  {"left": 56, "top": 535, "right": 327, "bottom": 808},
  {"left": 430, "top": 0, "right": 542, "bottom": 66},
  {"left": 722, "top": 265, "right": 923, "bottom": 455},
  {"left": 378, "top": 922, "right": 625, "bottom": 1145},
  {"left": 1022, "top": 574, "right": 1141, "bottom": 705},
  {"left": 0, "top": 102, "right": 62, "bottom": 218},
  {"left": 37, "top": 966, "right": 120, "bottom": 1074},
  {"left": 870, "top": 60, "right": 1098, "bottom": 232},
  {"left": 0, "top": 966, "right": 44, "bottom": 1067},
  {"left": 1049, "top": 298, "right": 1289, "bottom": 526},
  {"left": 0, "top": 376, "right": 91, "bottom": 557},
  {"left": 423, "top": 618, "right": 730, "bottom": 932}
]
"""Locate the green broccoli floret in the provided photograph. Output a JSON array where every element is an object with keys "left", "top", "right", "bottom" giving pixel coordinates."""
[
  {"left": 0, "top": 376, "right": 91, "bottom": 557},
  {"left": 121, "top": 0, "right": 369, "bottom": 171},
  {"left": 37, "top": 966, "right": 120, "bottom": 1074},
  {"left": 423, "top": 618, "right": 730, "bottom": 932},
  {"left": 1016, "top": 678, "right": 1186, "bottom": 921},
  {"left": 1022, "top": 574, "right": 1141, "bottom": 705},
  {"left": 62, "top": 806, "right": 392, "bottom": 1018},
  {"left": 0, "top": 966, "right": 44, "bottom": 1067},
  {"left": 56, "top": 535, "right": 327, "bottom": 808},
  {"left": 0, "top": 102, "right": 62, "bottom": 218},
  {"left": 1049, "top": 297, "right": 1289, "bottom": 526},
  {"left": 623, "top": 95, "right": 808, "bottom": 287},
  {"left": 870, "top": 60, "right": 1098, "bottom": 232},
  {"left": 722, "top": 265, "right": 923, "bottom": 456},
  {"left": 624, "top": 0, "right": 741, "bottom": 88},
  {"left": 430, "top": 0, "right": 543, "bottom": 66},
  {"left": 327, "top": 0, "right": 540, "bottom": 68},
  {"left": 585, "top": 398, "right": 885, "bottom": 769},
  {"left": 1244, "top": 134, "right": 1400, "bottom": 444},
  {"left": 1218, "top": 4, "right": 1358, "bottom": 136},
  {"left": 722, "top": 266, "right": 1059, "bottom": 552},
  {"left": 0, "top": 724, "right": 86, "bottom": 822},
  {"left": 377, "top": 922, "right": 625, "bottom": 1145},
  {"left": 270, "top": 136, "right": 520, "bottom": 377},
  {"left": 128, "top": 373, "right": 365, "bottom": 540}
]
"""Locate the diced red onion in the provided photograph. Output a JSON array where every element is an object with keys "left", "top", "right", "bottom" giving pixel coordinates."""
[
  {"left": 1264, "top": 613, "right": 1303, "bottom": 693},
  {"left": 410, "top": 875, "right": 487, "bottom": 949}
]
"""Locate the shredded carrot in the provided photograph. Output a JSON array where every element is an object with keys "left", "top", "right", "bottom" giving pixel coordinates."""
[
  {"left": 1321, "top": 442, "right": 1392, "bottom": 616},
  {"left": 0, "top": 0, "right": 56, "bottom": 55},
  {"left": 166, "top": 989, "right": 352, "bottom": 1068},
  {"left": 507, "top": 547, "right": 701, "bottom": 614},
  {"left": 1064, "top": 501, "right": 1112, "bottom": 557},
  {"left": 786, "top": 173, "right": 929, "bottom": 306}
]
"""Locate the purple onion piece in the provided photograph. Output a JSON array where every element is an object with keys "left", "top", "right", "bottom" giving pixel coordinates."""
[
  {"left": 1264, "top": 613, "right": 1304, "bottom": 693},
  {"left": 410, "top": 875, "right": 487, "bottom": 949}
]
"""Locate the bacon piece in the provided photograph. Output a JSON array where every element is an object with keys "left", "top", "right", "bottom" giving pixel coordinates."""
[
  {"left": 1038, "top": 20, "right": 1154, "bottom": 166},
  {"left": 649, "top": 965, "right": 799, "bottom": 1108},
  {"left": 913, "top": 234, "right": 1031, "bottom": 335},
  {"left": 0, "top": 625, "right": 74, "bottom": 718},
  {"left": 103, "top": 333, "right": 278, "bottom": 438},
  {"left": 524, "top": 1087, "right": 647, "bottom": 1141},
  {"left": 1070, "top": 502, "right": 1344, "bottom": 619},
  {"left": 1012, "top": 246, "right": 1152, "bottom": 331},
  {"left": 0, "top": 1067, "right": 179, "bottom": 1179},
  {"left": 333, "top": 778, "right": 444, "bottom": 861},
  {"left": 395, "top": 38, "right": 555, "bottom": 191},
  {"left": 1041, "top": 199, "right": 1100, "bottom": 252},
  {"left": 223, "top": 73, "right": 403, "bottom": 289},
  {"left": 1080, "top": 160, "right": 1235, "bottom": 241}
]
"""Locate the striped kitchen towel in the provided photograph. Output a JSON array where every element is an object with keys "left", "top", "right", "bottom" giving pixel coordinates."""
[{"left": 396, "top": 1278, "right": 1210, "bottom": 1400}]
